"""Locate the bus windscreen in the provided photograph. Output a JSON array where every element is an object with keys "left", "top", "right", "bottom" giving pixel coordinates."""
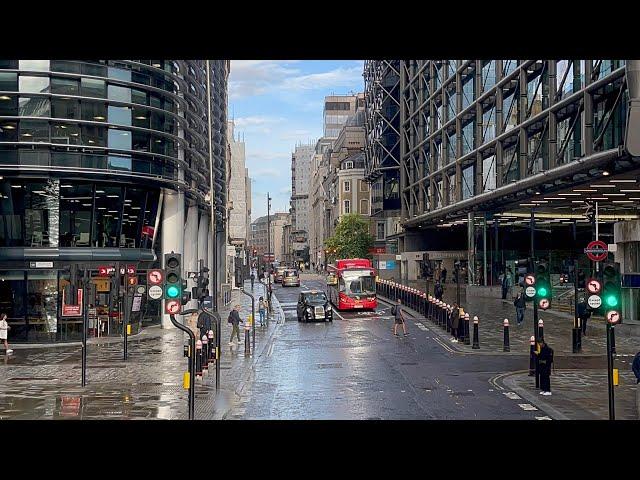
[{"left": 341, "top": 270, "right": 376, "bottom": 296}]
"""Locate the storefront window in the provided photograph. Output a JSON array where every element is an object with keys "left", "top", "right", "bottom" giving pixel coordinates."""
[
  {"left": 27, "top": 270, "right": 58, "bottom": 342},
  {"left": 0, "top": 271, "right": 27, "bottom": 341},
  {"left": 121, "top": 187, "right": 146, "bottom": 248},
  {"left": 59, "top": 183, "right": 93, "bottom": 247},
  {"left": 94, "top": 185, "right": 123, "bottom": 247},
  {"left": 24, "top": 180, "right": 60, "bottom": 247}
]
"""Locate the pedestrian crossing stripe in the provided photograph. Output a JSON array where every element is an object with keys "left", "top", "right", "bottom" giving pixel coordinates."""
[
  {"left": 503, "top": 392, "right": 522, "bottom": 400},
  {"left": 517, "top": 403, "right": 538, "bottom": 411}
]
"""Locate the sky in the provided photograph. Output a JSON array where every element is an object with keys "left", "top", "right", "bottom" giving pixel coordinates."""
[{"left": 228, "top": 60, "right": 364, "bottom": 221}]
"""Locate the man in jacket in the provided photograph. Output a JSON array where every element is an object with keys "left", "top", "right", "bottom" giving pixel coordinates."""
[
  {"left": 632, "top": 351, "right": 640, "bottom": 419},
  {"left": 434, "top": 280, "right": 444, "bottom": 301},
  {"left": 577, "top": 298, "right": 591, "bottom": 336},
  {"left": 514, "top": 292, "right": 526, "bottom": 326},
  {"left": 450, "top": 303, "right": 460, "bottom": 343},
  {"left": 228, "top": 305, "right": 243, "bottom": 345}
]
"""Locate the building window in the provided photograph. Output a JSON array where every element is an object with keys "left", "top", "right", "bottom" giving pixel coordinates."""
[
  {"left": 360, "top": 180, "right": 368, "bottom": 192},
  {"left": 344, "top": 200, "right": 350, "bottom": 214},
  {"left": 360, "top": 199, "right": 369, "bottom": 215},
  {"left": 376, "top": 222, "right": 385, "bottom": 240},
  {"left": 345, "top": 161, "right": 353, "bottom": 169},
  {"left": 344, "top": 180, "right": 350, "bottom": 192}
]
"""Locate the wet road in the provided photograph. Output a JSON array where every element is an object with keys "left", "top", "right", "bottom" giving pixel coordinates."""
[{"left": 226, "top": 275, "right": 554, "bottom": 420}]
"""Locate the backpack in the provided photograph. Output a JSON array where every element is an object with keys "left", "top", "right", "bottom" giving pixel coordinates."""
[
  {"left": 391, "top": 305, "right": 397, "bottom": 316},
  {"left": 228, "top": 312, "right": 234, "bottom": 324}
]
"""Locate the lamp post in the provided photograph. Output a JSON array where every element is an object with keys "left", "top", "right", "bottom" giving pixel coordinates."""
[{"left": 267, "top": 193, "right": 272, "bottom": 313}]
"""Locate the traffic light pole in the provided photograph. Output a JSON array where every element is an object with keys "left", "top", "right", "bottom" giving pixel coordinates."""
[
  {"left": 530, "top": 210, "right": 538, "bottom": 342},
  {"left": 170, "top": 311, "right": 196, "bottom": 420},
  {"left": 606, "top": 322, "right": 615, "bottom": 420}
]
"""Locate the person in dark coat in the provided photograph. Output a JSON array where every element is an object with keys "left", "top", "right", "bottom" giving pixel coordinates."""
[
  {"left": 538, "top": 341, "right": 554, "bottom": 395},
  {"left": 577, "top": 298, "right": 591, "bottom": 336},
  {"left": 514, "top": 291, "right": 526, "bottom": 326},
  {"left": 632, "top": 351, "right": 640, "bottom": 419},
  {"left": 450, "top": 303, "right": 460, "bottom": 342},
  {"left": 441, "top": 267, "right": 447, "bottom": 284},
  {"left": 434, "top": 280, "right": 444, "bottom": 301}
]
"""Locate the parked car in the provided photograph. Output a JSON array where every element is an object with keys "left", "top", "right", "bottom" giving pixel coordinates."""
[
  {"left": 297, "top": 290, "right": 333, "bottom": 322},
  {"left": 282, "top": 269, "right": 300, "bottom": 287}
]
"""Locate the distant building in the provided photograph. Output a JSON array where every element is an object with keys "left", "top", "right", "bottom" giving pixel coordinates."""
[{"left": 290, "top": 143, "right": 315, "bottom": 264}]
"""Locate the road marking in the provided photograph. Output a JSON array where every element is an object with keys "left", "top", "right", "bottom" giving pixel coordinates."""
[
  {"left": 279, "top": 302, "right": 298, "bottom": 308},
  {"left": 535, "top": 416, "right": 552, "bottom": 420},
  {"left": 503, "top": 392, "right": 522, "bottom": 400},
  {"left": 332, "top": 309, "right": 345, "bottom": 321},
  {"left": 518, "top": 403, "right": 538, "bottom": 411},
  {"left": 267, "top": 342, "right": 275, "bottom": 357}
]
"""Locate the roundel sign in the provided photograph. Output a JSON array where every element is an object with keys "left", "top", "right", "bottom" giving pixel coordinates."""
[
  {"left": 148, "top": 285, "right": 163, "bottom": 300},
  {"left": 147, "top": 269, "right": 164, "bottom": 285},
  {"left": 538, "top": 298, "right": 550, "bottom": 310},
  {"left": 584, "top": 240, "right": 608, "bottom": 262},
  {"left": 606, "top": 310, "right": 621, "bottom": 324},
  {"left": 165, "top": 300, "right": 181, "bottom": 315},
  {"left": 586, "top": 278, "right": 602, "bottom": 295},
  {"left": 525, "top": 286, "right": 536, "bottom": 298},
  {"left": 587, "top": 295, "right": 602, "bottom": 309},
  {"left": 525, "top": 274, "right": 536, "bottom": 286}
]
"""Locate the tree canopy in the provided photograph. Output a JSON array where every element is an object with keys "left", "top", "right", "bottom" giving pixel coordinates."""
[{"left": 325, "top": 214, "right": 374, "bottom": 262}]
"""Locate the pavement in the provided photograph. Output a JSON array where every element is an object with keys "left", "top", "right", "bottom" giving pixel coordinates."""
[{"left": 0, "top": 280, "right": 283, "bottom": 420}]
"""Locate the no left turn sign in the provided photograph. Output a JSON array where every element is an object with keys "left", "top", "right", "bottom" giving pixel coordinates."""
[
  {"left": 586, "top": 278, "right": 602, "bottom": 294},
  {"left": 525, "top": 275, "right": 536, "bottom": 286}
]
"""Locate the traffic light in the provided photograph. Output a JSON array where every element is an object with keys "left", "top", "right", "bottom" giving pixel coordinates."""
[
  {"left": 181, "top": 279, "right": 191, "bottom": 305},
  {"left": 535, "top": 261, "right": 552, "bottom": 306},
  {"left": 164, "top": 252, "right": 182, "bottom": 301},
  {"left": 602, "top": 262, "right": 621, "bottom": 315}
]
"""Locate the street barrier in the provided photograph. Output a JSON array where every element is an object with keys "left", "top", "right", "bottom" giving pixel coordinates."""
[
  {"left": 503, "top": 319, "right": 510, "bottom": 352},
  {"left": 529, "top": 335, "right": 536, "bottom": 376},
  {"left": 472, "top": 316, "right": 480, "bottom": 349},
  {"left": 463, "top": 313, "right": 470, "bottom": 345},
  {"left": 201, "top": 334, "right": 208, "bottom": 372},
  {"left": 538, "top": 319, "right": 544, "bottom": 341}
]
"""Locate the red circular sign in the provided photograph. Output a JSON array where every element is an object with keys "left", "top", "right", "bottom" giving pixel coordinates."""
[
  {"left": 148, "top": 269, "right": 164, "bottom": 285},
  {"left": 584, "top": 240, "right": 608, "bottom": 262},
  {"left": 165, "top": 300, "right": 180, "bottom": 315},
  {"left": 586, "top": 278, "right": 602, "bottom": 294},
  {"left": 606, "top": 310, "right": 620, "bottom": 324},
  {"left": 539, "top": 298, "right": 550, "bottom": 310},
  {"left": 525, "top": 275, "right": 536, "bottom": 286}
]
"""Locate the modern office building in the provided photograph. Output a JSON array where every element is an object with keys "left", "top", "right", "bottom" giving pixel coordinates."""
[
  {"left": 366, "top": 59, "right": 640, "bottom": 320},
  {"left": 0, "top": 59, "right": 229, "bottom": 341}
]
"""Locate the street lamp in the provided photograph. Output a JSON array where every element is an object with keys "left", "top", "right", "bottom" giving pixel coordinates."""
[{"left": 267, "top": 193, "right": 272, "bottom": 313}]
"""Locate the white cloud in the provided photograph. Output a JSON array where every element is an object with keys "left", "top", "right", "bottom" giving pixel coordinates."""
[{"left": 282, "top": 66, "right": 364, "bottom": 92}]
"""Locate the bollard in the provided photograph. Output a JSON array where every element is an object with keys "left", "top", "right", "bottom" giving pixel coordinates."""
[
  {"left": 201, "top": 335, "right": 209, "bottom": 371},
  {"left": 537, "top": 319, "right": 544, "bottom": 341},
  {"left": 422, "top": 293, "right": 427, "bottom": 317},
  {"left": 446, "top": 304, "right": 451, "bottom": 333},
  {"left": 440, "top": 302, "right": 446, "bottom": 329},
  {"left": 529, "top": 335, "right": 536, "bottom": 376},
  {"left": 464, "top": 313, "right": 470, "bottom": 345},
  {"left": 503, "top": 319, "right": 510, "bottom": 352},
  {"left": 472, "top": 316, "right": 480, "bottom": 349},
  {"left": 244, "top": 318, "right": 251, "bottom": 356},
  {"left": 207, "top": 329, "right": 214, "bottom": 364},
  {"left": 195, "top": 339, "right": 203, "bottom": 378}
]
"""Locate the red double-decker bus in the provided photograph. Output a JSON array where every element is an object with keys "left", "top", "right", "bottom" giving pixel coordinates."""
[{"left": 326, "top": 258, "right": 377, "bottom": 311}]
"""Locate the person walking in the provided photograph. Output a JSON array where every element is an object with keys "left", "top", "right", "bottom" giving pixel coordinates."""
[
  {"left": 450, "top": 303, "right": 460, "bottom": 342},
  {"left": 392, "top": 299, "right": 408, "bottom": 337},
  {"left": 258, "top": 296, "right": 266, "bottom": 327},
  {"left": 538, "top": 340, "right": 554, "bottom": 395},
  {"left": 0, "top": 313, "right": 12, "bottom": 355},
  {"left": 227, "top": 304, "right": 243, "bottom": 345},
  {"left": 434, "top": 280, "right": 444, "bottom": 301},
  {"left": 577, "top": 298, "right": 591, "bottom": 336},
  {"left": 514, "top": 291, "right": 526, "bottom": 326},
  {"left": 632, "top": 350, "right": 640, "bottom": 419},
  {"left": 250, "top": 271, "right": 255, "bottom": 290},
  {"left": 441, "top": 266, "right": 448, "bottom": 284}
]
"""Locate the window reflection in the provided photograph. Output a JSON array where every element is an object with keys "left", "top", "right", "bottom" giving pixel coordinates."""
[
  {"left": 80, "top": 78, "right": 106, "bottom": 98},
  {"left": 108, "top": 105, "right": 131, "bottom": 126},
  {"left": 81, "top": 101, "right": 107, "bottom": 122},
  {"left": 0, "top": 72, "right": 18, "bottom": 91},
  {"left": 19, "top": 60, "right": 50, "bottom": 71},
  {"left": 94, "top": 185, "right": 123, "bottom": 247},
  {"left": 19, "top": 96, "right": 50, "bottom": 117},
  {"left": 0, "top": 94, "right": 18, "bottom": 116},
  {"left": 82, "top": 124, "right": 106, "bottom": 146},
  {"left": 51, "top": 97, "right": 80, "bottom": 119},
  {"left": 0, "top": 121, "right": 17, "bottom": 141},
  {"left": 51, "top": 123, "right": 81, "bottom": 145},
  {"left": 19, "top": 76, "right": 49, "bottom": 94},
  {"left": 51, "top": 77, "right": 79, "bottom": 95},
  {"left": 108, "top": 128, "right": 132, "bottom": 150},
  {"left": 59, "top": 183, "right": 93, "bottom": 247},
  {"left": 20, "top": 120, "right": 49, "bottom": 142},
  {"left": 27, "top": 270, "right": 58, "bottom": 342},
  {"left": 24, "top": 180, "right": 60, "bottom": 247},
  {"left": 108, "top": 85, "right": 131, "bottom": 103}
]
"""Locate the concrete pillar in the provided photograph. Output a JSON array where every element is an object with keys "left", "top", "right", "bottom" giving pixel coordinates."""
[
  {"left": 183, "top": 203, "right": 199, "bottom": 310},
  {"left": 161, "top": 188, "right": 184, "bottom": 329},
  {"left": 198, "top": 212, "right": 209, "bottom": 270}
]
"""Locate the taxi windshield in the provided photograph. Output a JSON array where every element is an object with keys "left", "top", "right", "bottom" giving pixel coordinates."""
[
  {"left": 285, "top": 270, "right": 298, "bottom": 277},
  {"left": 304, "top": 292, "right": 327, "bottom": 303}
]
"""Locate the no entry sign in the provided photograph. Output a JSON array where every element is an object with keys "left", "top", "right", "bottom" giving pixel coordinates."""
[{"left": 584, "top": 240, "right": 608, "bottom": 262}]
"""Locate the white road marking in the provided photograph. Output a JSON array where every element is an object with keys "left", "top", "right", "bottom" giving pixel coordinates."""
[
  {"left": 503, "top": 392, "right": 522, "bottom": 400},
  {"left": 267, "top": 342, "right": 275, "bottom": 357},
  {"left": 518, "top": 403, "right": 538, "bottom": 411},
  {"left": 535, "top": 416, "right": 552, "bottom": 420},
  {"left": 332, "top": 309, "right": 345, "bottom": 321}
]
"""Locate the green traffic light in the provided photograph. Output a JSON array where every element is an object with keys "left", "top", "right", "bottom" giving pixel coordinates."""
[
  {"left": 537, "top": 287, "right": 548, "bottom": 297},
  {"left": 605, "top": 295, "right": 618, "bottom": 307},
  {"left": 166, "top": 285, "right": 180, "bottom": 298}
]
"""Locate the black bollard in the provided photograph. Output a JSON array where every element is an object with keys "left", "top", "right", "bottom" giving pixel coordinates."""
[
  {"left": 529, "top": 335, "right": 536, "bottom": 376},
  {"left": 201, "top": 335, "right": 209, "bottom": 371},
  {"left": 538, "top": 319, "right": 544, "bottom": 342},
  {"left": 446, "top": 305, "right": 451, "bottom": 333},
  {"left": 472, "top": 316, "right": 480, "bottom": 349},
  {"left": 244, "top": 326, "right": 251, "bottom": 356},
  {"left": 207, "top": 329, "right": 214, "bottom": 364},
  {"left": 464, "top": 313, "right": 470, "bottom": 345},
  {"left": 195, "top": 340, "right": 203, "bottom": 378},
  {"left": 503, "top": 319, "right": 510, "bottom": 352}
]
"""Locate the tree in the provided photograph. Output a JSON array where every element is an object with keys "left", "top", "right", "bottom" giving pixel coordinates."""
[{"left": 325, "top": 214, "right": 374, "bottom": 262}]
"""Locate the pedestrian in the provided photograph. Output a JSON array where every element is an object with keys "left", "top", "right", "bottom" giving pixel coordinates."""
[
  {"left": 392, "top": 299, "right": 408, "bottom": 337},
  {"left": 632, "top": 350, "right": 640, "bottom": 419},
  {"left": 434, "top": 280, "right": 444, "bottom": 301},
  {"left": 501, "top": 268, "right": 513, "bottom": 299},
  {"left": 227, "top": 304, "right": 243, "bottom": 345},
  {"left": 450, "top": 302, "right": 460, "bottom": 343},
  {"left": 514, "top": 291, "right": 526, "bottom": 326},
  {"left": 0, "top": 313, "right": 12, "bottom": 355},
  {"left": 250, "top": 271, "right": 255, "bottom": 290},
  {"left": 577, "top": 298, "right": 591, "bottom": 336},
  {"left": 258, "top": 296, "right": 266, "bottom": 327},
  {"left": 197, "top": 311, "right": 211, "bottom": 339},
  {"left": 441, "top": 266, "right": 447, "bottom": 284},
  {"left": 537, "top": 340, "right": 554, "bottom": 395}
]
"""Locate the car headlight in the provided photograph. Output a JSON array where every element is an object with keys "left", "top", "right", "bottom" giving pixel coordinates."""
[
  {"left": 326, "top": 305, "right": 332, "bottom": 312},
  {"left": 306, "top": 307, "right": 313, "bottom": 313}
]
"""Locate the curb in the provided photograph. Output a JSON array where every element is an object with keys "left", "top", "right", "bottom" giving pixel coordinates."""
[{"left": 497, "top": 371, "right": 571, "bottom": 420}]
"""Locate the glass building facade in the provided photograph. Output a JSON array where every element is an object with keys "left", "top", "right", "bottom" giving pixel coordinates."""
[{"left": 0, "top": 60, "right": 229, "bottom": 342}]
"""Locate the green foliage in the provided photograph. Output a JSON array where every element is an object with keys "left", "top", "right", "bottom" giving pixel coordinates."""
[{"left": 325, "top": 214, "right": 374, "bottom": 262}]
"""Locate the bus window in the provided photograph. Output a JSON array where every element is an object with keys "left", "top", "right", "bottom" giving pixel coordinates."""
[{"left": 338, "top": 277, "right": 346, "bottom": 292}]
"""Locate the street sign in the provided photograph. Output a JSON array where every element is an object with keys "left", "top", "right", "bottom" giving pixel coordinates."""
[
  {"left": 586, "top": 278, "right": 602, "bottom": 294},
  {"left": 584, "top": 240, "right": 608, "bottom": 262},
  {"left": 127, "top": 265, "right": 136, "bottom": 275},
  {"left": 395, "top": 254, "right": 402, "bottom": 261},
  {"left": 98, "top": 266, "right": 109, "bottom": 276},
  {"left": 587, "top": 295, "right": 602, "bottom": 309},
  {"left": 136, "top": 285, "right": 146, "bottom": 295},
  {"left": 538, "top": 298, "right": 550, "bottom": 310},
  {"left": 148, "top": 285, "right": 163, "bottom": 299},
  {"left": 131, "top": 295, "right": 143, "bottom": 312},
  {"left": 62, "top": 288, "right": 83, "bottom": 317},
  {"left": 525, "top": 274, "right": 536, "bottom": 286},
  {"left": 606, "top": 310, "right": 621, "bottom": 324},
  {"left": 147, "top": 269, "right": 164, "bottom": 285},
  {"left": 127, "top": 276, "right": 138, "bottom": 286},
  {"left": 525, "top": 286, "right": 536, "bottom": 298},
  {"left": 165, "top": 300, "right": 181, "bottom": 315}
]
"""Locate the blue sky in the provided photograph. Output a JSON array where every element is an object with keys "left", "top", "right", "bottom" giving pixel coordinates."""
[{"left": 228, "top": 60, "right": 364, "bottom": 221}]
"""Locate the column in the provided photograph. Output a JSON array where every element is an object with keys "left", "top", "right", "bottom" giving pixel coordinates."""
[
  {"left": 161, "top": 188, "right": 184, "bottom": 329},
  {"left": 467, "top": 212, "right": 476, "bottom": 285},
  {"left": 183, "top": 203, "right": 199, "bottom": 309}
]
